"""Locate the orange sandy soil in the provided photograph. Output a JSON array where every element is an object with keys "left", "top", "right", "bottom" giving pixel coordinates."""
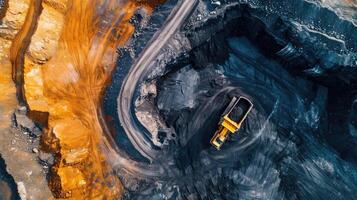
[{"left": 0, "top": 0, "right": 164, "bottom": 199}]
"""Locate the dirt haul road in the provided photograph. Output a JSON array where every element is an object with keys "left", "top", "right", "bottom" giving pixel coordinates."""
[{"left": 117, "top": 0, "right": 198, "bottom": 162}]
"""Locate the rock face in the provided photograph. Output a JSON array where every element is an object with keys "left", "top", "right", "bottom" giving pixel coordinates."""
[
  {"left": 0, "top": 1, "right": 53, "bottom": 199},
  {"left": 0, "top": 0, "right": 164, "bottom": 199}
]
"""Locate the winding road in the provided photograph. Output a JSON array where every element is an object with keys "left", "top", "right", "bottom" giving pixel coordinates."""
[{"left": 117, "top": 0, "right": 198, "bottom": 162}]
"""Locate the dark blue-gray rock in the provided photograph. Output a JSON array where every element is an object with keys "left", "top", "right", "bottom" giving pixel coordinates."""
[{"left": 104, "top": 0, "right": 357, "bottom": 199}]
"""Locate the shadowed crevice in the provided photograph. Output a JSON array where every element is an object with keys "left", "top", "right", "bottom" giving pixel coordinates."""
[{"left": 10, "top": 0, "right": 43, "bottom": 105}]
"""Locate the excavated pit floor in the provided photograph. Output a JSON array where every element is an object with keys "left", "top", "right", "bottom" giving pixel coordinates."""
[{"left": 105, "top": 2, "right": 357, "bottom": 199}]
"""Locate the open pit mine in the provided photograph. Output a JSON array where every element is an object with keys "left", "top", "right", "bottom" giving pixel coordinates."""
[{"left": 1, "top": 0, "right": 357, "bottom": 200}]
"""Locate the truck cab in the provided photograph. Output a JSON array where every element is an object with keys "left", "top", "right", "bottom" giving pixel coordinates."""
[{"left": 210, "top": 96, "right": 253, "bottom": 150}]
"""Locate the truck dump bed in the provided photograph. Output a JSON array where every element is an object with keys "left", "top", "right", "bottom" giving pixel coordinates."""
[
  {"left": 210, "top": 96, "right": 253, "bottom": 149},
  {"left": 227, "top": 97, "right": 252, "bottom": 125}
]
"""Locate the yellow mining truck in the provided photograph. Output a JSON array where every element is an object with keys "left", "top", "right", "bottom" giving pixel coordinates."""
[{"left": 210, "top": 96, "right": 253, "bottom": 150}]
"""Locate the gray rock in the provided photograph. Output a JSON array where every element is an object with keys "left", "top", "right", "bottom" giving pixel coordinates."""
[
  {"left": 13, "top": 112, "right": 35, "bottom": 132},
  {"left": 38, "top": 151, "right": 54, "bottom": 166},
  {"left": 17, "top": 106, "right": 27, "bottom": 115}
]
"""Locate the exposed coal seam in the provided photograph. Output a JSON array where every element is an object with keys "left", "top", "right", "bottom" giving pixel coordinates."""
[
  {"left": 327, "top": 88, "right": 357, "bottom": 164},
  {"left": 125, "top": 2, "right": 357, "bottom": 199},
  {"left": 186, "top": 2, "right": 357, "bottom": 89}
]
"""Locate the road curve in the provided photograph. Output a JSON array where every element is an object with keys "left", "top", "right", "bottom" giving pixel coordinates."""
[{"left": 117, "top": 0, "right": 198, "bottom": 162}]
